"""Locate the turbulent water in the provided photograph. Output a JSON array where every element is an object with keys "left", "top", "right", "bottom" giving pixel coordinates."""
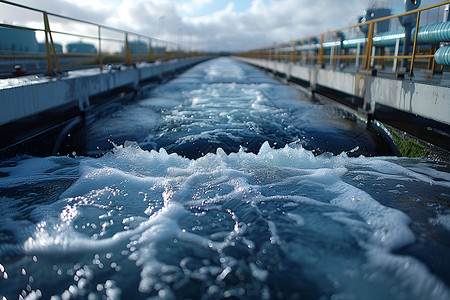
[{"left": 0, "top": 58, "right": 449, "bottom": 300}]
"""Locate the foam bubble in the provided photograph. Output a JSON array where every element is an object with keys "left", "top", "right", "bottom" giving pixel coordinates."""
[{"left": 1, "top": 132, "right": 449, "bottom": 299}]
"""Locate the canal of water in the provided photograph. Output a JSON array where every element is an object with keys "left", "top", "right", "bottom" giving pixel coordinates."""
[{"left": 0, "top": 57, "right": 449, "bottom": 299}]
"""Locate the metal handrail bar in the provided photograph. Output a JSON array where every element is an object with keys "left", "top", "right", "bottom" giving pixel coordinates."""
[
  {"left": 0, "top": 22, "right": 43, "bottom": 32},
  {"left": 0, "top": 0, "right": 182, "bottom": 48}
]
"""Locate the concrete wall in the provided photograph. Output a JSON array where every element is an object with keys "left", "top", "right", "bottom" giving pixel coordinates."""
[
  {"left": 0, "top": 57, "right": 209, "bottom": 126},
  {"left": 236, "top": 57, "right": 450, "bottom": 126}
]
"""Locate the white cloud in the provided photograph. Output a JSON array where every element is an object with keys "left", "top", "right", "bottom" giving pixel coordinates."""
[
  {"left": 178, "top": 0, "right": 214, "bottom": 15},
  {"left": 3, "top": 0, "right": 446, "bottom": 52}
]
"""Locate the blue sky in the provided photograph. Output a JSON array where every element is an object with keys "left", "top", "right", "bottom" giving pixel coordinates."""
[{"left": 1, "top": 0, "right": 448, "bottom": 52}]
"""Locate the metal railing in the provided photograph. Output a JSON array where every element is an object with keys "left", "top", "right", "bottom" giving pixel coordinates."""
[
  {"left": 0, "top": 0, "right": 202, "bottom": 77},
  {"left": 238, "top": 1, "right": 450, "bottom": 78}
]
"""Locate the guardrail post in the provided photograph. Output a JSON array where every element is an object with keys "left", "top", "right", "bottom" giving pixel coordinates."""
[
  {"left": 299, "top": 41, "right": 303, "bottom": 64},
  {"left": 43, "top": 13, "right": 53, "bottom": 75},
  {"left": 148, "top": 41, "right": 155, "bottom": 62},
  {"left": 276, "top": 45, "right": 280, "bottom": 62},
  {"left": 137, "top": 37, "right": 141, "bottom": 63},
  {"left": 409, "top": 10, "right": 421, "bottom": 77},
  {"left": 363, "top": 22, "right": 374, "bottom": 70},
  {"left": 98, "top": 26, "right": 103, "bottom": 71},
  {"left": 125, "top": 33, "right": 133, "bottom": 65},
  {"left": 164, "top": 46, "right": 168, "bottom": 60},
  {"left": 43, "top": 12, "right": 61, "bottom": 75},
  {"left": 333, "top": 32, "right": 338, "bottom": 69},
  {"left": 356, "top": 42, "right": 361, "bottom": 71},
  {"left": 427, "top": 44, "right": 436, "bottom": 76},
  {"left": 319, "top": 34, "right": 324, "bottom": 67},
  {"left": 291, "top": 40, "right": 296, "bottom": 63}
]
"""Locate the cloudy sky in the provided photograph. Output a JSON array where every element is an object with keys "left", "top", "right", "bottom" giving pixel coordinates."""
[{"left": 0, "top": 0, "right": 446, "bottom": 52}]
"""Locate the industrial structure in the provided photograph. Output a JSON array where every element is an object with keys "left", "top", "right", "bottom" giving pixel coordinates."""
[{"left": 237, "top": 1, "right": 450, "bottom": 151}]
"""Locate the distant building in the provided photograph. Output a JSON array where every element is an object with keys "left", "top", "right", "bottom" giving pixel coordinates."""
[
  {"left": 38, "top": 42, "right": 63, "bottom": 53},
  {"left": 123, "top": 41, "right": 149, "bottom": 54},
  {"left": 0, "top": 26, "right": 38, "bottom": 54},
  {"left": 66, "top": 42, "right": 97, "bottom": 54},
  {"left": 122, "top": 41, "right": 166, "bottom": 57}
]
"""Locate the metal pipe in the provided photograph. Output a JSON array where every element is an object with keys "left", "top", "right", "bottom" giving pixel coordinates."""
[{"left": 435, "top": 46, "right": 450, "bottom": 65}]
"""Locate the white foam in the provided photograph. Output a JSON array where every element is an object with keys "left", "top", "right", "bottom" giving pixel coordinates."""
[
  {"left": 430, "top": 214, "right": 450, "bottom": 231},
  {"left": 0, "top": 156, "right": 79, "bottom": 187},
  {"left": 2, "top": 142, "right": 449, "bottom": 299}
]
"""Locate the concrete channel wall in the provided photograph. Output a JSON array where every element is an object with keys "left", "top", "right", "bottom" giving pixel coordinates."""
[
  {"left": 0, "top": 57, "right": 210, "bottom": 127},
  {"left": 0, "top": 57, "right": 211, "bottom": 157},
  {"left": 236, "top": 57, "right": 450, "bottom": 127}
]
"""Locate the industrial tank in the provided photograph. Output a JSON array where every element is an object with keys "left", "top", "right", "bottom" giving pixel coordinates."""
[{"left": 0, "top": 26, "right": 38, "bottom": 54}]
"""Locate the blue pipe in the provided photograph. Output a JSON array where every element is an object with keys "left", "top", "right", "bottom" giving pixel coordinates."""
[
  {"left": 281, "top": 22, "right": 450, "bottom": 54},
  {"left": 327, "top": 21, "right": 450, "bottom": 49},
  {"left": 435, "top": 46, "right": 450, "bottom": 66}
]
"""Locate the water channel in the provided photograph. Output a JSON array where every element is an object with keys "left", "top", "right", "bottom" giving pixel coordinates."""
[{"left": 0, "top": 57, "right": 449, "bottom": 299}]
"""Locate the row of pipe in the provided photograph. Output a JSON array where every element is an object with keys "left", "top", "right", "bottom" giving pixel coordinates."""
[
  {"left": 278, "top": 21, "right": 450, "bottom": 65},
  {"left": 296, "top": 21, "right": 450, "bottom": 49}
]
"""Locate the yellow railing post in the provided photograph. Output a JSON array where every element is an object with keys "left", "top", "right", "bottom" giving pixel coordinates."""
[
  {"left": 291, "top": 40, "right": 296, "bottom": 63},
  {"left": 98, "top": 26, "right": 103, "bottom": 71},
  {"left": 148, "top": 41, "right": 155, "bottom": 61},
  {"left": 43, "top": 13, "right": 53, "bottom": 75},
  {"left": 137, "top": 37, "right": 141, "bottom": 63},
  {"left": 409, "top": 10, "right": 421, "bottom": 77},
  {"left": 427, "top": 44, "right": 436, "bottom": 73},
  {"left": 333, "top": 32, "right": 338, "bottom": 69},
  {"left": 276, "top": 45, "right": 280, "bottom": 62},
  {"left": 298, "top": 41, "right": 302, "bottom": 64},
  {"left": 43, "top": 12, "right": 60, "bottom": 74},
  {"left": 363, "top": 22, "right": 374, "bottom": 70},
  {"left": 164, "top": 46, "right": 168, "bottom": 60},
  {"left": 124, "top": 33, "right": 133, "bottom": 65},
  {"left": 319, "top": 34, "right": 324, "bottom": 67}
]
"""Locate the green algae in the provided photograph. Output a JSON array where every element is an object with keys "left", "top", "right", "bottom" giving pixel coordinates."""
[{"left": 389, "top": 128, "right": 428, "bottom": 158}]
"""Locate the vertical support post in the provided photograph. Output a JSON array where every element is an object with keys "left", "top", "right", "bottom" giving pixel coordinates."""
[
  {"left": 393, "top": 38, "right": 400, "bottom": 72},
  {"left": 276, "top": 45, "right": 280, "bottom": 62},
  {"left": 309, "top": 38, "right": 313, "bottom": 65},
  {"left": 409, "top": 11, "right": 421, "bottom": 78},
  {"left": 363, "top": 22, "right": 374, "bottom": 70},
  {"left": 137, "top": 37, "right": 141, "bottom": 63},
  {"left": 427, "top": 44, "right": 436, "bottom": 74},
  {"left": 125, "top": 33, "right": 133, "bottom": 65},
  {"left": 299, "top": 41, "right": 303, "bottom": 65},
  {"left": 291, "top": 40, "right": 296, "bottom": 63},
  {"left": 148, "top": 41, "right": 155, "bottom": 61},
  {"left": 330, "top": 46, "right": 334, "bottom": 67},
  {"left": 333, "top": 32, "right": 338, "bottom": 70},
  {"left": 98, "top": 26, "right": 103, "bottom": 71},
  {"left": 356, "top": 42, "right": 361, "bottom": 71},
  {"left": 43, "top": 12, "right": 61, "bottom": 74},
  {"left": 319, "top": 34, "right": 324, "bottom": 67},
  {"left": 43, "top": 13, "right": 53, "bottom": 75}
]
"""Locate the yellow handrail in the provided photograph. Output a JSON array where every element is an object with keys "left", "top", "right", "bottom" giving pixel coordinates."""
[
  {"left": 0, "top": 0, "right": 192, "bottom": 76},
  {"left": 240, "top": 1, "right": 450, "bottom": 77}
]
